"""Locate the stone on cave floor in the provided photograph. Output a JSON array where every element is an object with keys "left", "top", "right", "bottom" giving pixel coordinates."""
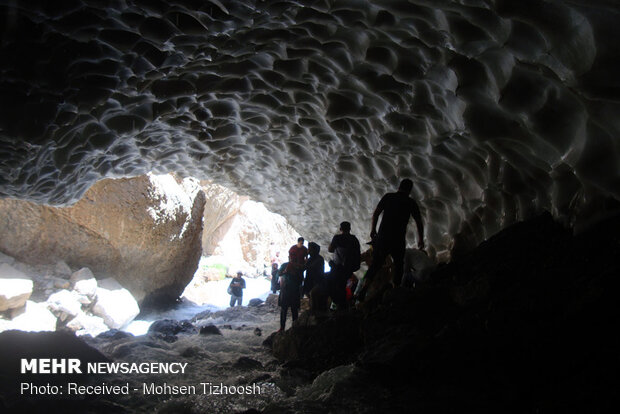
[
  {"left": 70, "top": 267, "right": 98, "bottom": 297},
  {"left": 148, "top": 319, "right": 198, "bottom": 343},
  {"left": 265, "top": 293, "right": 279, "bottom": 307},
  {"left": 7, "top": 300, "right": 57, "bottom": 332},
  {"left": 248, "top": 298, "right": 264, "bottom": 307},
  {"left": 54, "top": 260, "right": 72, "bottom": 278},
  {"left": 92, "top": 278, "right": 140, "bottom": 329},
  {"left": 66, "top": 312, "right": 109, "bottom": 337},
  {"left": 46, "top": 289, "right": 82, "bottom": 321},
  {"left": 0, "top": 264, "right": 33, "bottom": 312},
  {"left": 199, "top": 324, "right": 222, "bottom": 336}
]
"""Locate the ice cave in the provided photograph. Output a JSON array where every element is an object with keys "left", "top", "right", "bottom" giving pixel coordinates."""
[{"left": 0, "top": 0, "right": 619, "bottom": 413}]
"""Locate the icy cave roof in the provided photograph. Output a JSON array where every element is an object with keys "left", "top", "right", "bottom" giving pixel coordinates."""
[{"left": 0, "top": 0, "right": 619, "bottom": 258}]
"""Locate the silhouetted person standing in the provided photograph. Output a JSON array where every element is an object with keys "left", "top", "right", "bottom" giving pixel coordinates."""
[
  {"left": 358, "top": 179, "right": 424, "bottom": 300},
  {"left": 304, "top": 242, "right": 327, "bottom": 312},
  {"left": 303, "top": 242, "right": 324, "bottom": 298},
  {"left": 277, "top": 262, "right": 302, "bottom": 332},
  {"left": 327, "top": 221, "right": 361, "bottom": 309}
]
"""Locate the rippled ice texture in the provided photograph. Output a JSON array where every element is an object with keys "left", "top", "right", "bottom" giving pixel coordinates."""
[{"left": 1, "top": 0, "right": 619, "bottom": 260}]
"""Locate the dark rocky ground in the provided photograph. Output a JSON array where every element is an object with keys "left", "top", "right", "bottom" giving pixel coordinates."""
[
  {"left": 2, "top": 212, "right": 619, "bottom": 413},
  {"left": 263, "top": 212, "right": 620, "bottom": 413}
]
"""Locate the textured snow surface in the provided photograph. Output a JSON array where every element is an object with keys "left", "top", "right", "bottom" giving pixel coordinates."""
[{"left": 1, "top": 0, "right": 619, "bottom": 258}]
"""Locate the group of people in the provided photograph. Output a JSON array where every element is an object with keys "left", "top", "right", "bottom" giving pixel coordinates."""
[{"left": 272, "top": 178, "right": 426, "bottom": 332}]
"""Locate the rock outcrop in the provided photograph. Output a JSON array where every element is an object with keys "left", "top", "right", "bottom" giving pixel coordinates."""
[
  {"left": 0, "top": 173, "right": 206, "bottom": 306},
  {"left": 201, "top": 181, "right": 248, "bottom": 256},
  {"left": 201, "top": 182, "right": 299, "bottom": 271}
]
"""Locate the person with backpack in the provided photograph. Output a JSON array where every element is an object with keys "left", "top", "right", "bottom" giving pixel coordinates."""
[{"left": 327, "top": 221, "right": 361, "bottom": 310}]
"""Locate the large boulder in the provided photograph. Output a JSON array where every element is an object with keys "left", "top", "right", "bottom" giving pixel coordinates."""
[
  {"left": 0, "top": 264, "right": 33, "bottom": 311},
  {"left": 0, "top": 173, "right": 206, "bottom": 306}
]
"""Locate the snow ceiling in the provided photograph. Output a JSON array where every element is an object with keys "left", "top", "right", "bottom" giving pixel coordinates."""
[{"left": 1, "top": 0, "right": 619, "bottom": 258}]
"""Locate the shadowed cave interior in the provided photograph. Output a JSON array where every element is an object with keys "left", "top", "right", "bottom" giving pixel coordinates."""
[{"left": 1, "top": 0, "right": 620, "bottom": 413}]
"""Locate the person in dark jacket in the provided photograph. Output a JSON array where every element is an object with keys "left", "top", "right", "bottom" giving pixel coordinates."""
[
  {"left": 327, "top": 221, "right": 361, "bottom": 309},
  {"left": 304, "top": 242, "right": 328, "bottom": 312},
  {"left": 303, "top": 242, "right": 324, "bottom": 297},
  {"left": 228, "top": 272, "right": 246, "bottom": 307},
  {"left": 357, "top": 179, "right": 424, "bottom": 301},
  {"left": 270, "top": 262, "right": 280, "bottom": 294},
  {"left": 277, "top": 262, "right": 302, "bottom": 332}
]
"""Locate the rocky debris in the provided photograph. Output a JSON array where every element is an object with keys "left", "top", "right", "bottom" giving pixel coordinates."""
[
  {"left": 8, "top": 301, "right": 57, "bottom": 332},
  {"left": 66, "top": 313, "right": 109, "bottom": 337},
  {"left": 148, "top": 319, "right": 197, "bottom": 342},
  {"left": 248, "top": 298, "right": 264, "bottom": 307},
  {"left": 45, "top": 286, "right": 109, "bottom": 337},
  {"left": 264, "top": 213, "right": 620, "bottom": 412},
  {"left": 92, "top": 278, "right": 139, "bottom": 329},
  {"left": 233, "top": 356, "right": 264, "bottom": 370},
  {"left": 54, "top": 261, "right": 73, "bottom": 277},
  {"left": 50, "top": 277, "right": 70, "bottom": 289},
  {"left": 95, "top": 329, "right": 133, "bottom": 341},
  {"left": 0, "top": 174, "right": 206, "bottom": 307},
  {"left": 199, "top": 324, "right": 222, "bottom": 336},
  {"left": 193, "top": 301, "right": 276, "bottom": 325},
  {"left": 254, "top": 327, "right": 262, "bottom": 337},
  {"left": 266, "top": 310, "right": 363, "bottom": 372},
  {"left": 0, "top": 264, "right": 33, "bottom": 311},
  {"left": 70, "top": 267, "right": 98, "bottom": 297},
  {"left": 0, "top": 255, "right": 143, "bottom": 337},
  {"left": 46, "top": 289, "right": 82, "bottom": 321},
  {"left": 265, "top": 293, "right": 279, "bottom": 308}
]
